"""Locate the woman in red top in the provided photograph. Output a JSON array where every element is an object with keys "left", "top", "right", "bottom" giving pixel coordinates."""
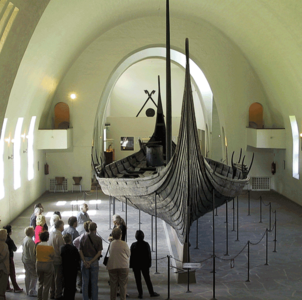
[{"left": 35, "top": 215, "right": 46, "bottom": 244}]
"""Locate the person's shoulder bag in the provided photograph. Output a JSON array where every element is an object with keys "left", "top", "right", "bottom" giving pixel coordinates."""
[{"left": 103, "top": 243, "right": 111, "bottom": 266}]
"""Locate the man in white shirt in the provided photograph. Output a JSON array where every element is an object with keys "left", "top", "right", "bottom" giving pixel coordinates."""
[
  {"left": 48, "top": 220, "right": 64, "bottom": 300},
  {"left": 22, "top": 226, "right": 37, "bottom": 297}
]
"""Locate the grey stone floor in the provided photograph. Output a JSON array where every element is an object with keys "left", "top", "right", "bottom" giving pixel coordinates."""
[{"left": 4, "top": 189, "right": 302, "bottom": 299}]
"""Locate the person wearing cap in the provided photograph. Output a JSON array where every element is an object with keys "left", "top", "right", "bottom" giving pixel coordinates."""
[{"left": 0, "top": 228, "right": 9, "bottom": 300}]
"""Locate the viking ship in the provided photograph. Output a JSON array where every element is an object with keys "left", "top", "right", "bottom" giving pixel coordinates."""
[{"left": 94, "top": 36, "right": 252, "bottom": 245}]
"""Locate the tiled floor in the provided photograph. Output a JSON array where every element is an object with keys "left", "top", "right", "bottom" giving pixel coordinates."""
[{"left": 4, "top": 189, "right": 302, "bottom": 299}]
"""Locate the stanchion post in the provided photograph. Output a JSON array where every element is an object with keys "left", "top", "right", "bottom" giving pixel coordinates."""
[
  {"left": 155, "top": 193, "right": 159, "bottom": 274},
  {"left": 167, "top": 255, "right": 171, "bottom": 300},
  {"left": 236, "top": 196, "right": 239, "bottom": 241},
  {"left": 273, "top": 211, "right": 277, "bottom": 253},
  {"left": 212, "top": 189, "right": 217, "bottom": 300},
  {"left": 265, "top": 228, "right": 269, "bottom": 265},
  {"left": 269, "top": 203, "right": 272, "bottom": 231},
  {"left": 259, "top": 196, "right": 262, "bottom": 223},
  {"left": 248, "top": 189, "right": 250, "bottom": 216},
  {"left": 246, "top": 241, "right": 250, "bottom": 282},
  {"left": 225, "top": 199, "right": 229, "bottom": 256},
  {"left": 194, "top": 219, "right": 199, "bottom": 249},
  {"left": 151, "top": 215, "right": 154, "bottom": 252},
  {"left": 125, "top": 198, "right": 128, "bottom": 242},
  {"left": 232, "top": 198, "right": 235, "bottom": 232},
  {"left": 122, "top": 201, "right": 125, "bottom": 212}
]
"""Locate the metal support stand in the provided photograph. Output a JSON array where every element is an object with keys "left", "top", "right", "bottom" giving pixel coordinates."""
[
  {"left": 122, "top": 201, "right": 125, "bottom": 212},
  {"left": 225, "top": 200, "right": 229, "bottom": 256},
  {"left": 236, "top": 196, "right": 239, "bottom": 241},
  {"left": 151, "top": 215, "right": 154, "bottom": 252},
  {"left": 113, "top": 197, "right": 116, "bottom": 215},
  {"left": 212, "top": 190, "right": 217, "bottom": 300},
  {"left": 155, "top": 194, "right": 159, "bottom": 274},
  {"left": 194, "top": 219, "right": 199, "bottom": 249},
  {"left": 273, "top": 211, "right": 277, "bottom": 252},
  {"left": 139, "top": 209, "right": 141, "bottom": 230},
  {"left": 167, "top": 255, "right": 171, "bottom": 300},
  {"left": 232, "top": 198, "right": 235, "bottom": 232},
  {"left": 246, "top": 241, "right": 250, "bottom": 282},
  {"left": 269, "top": 203, "right": 272, "bottom": 231},
  {"left": 259, "top": 196, "right": 262, "bottom": 223},
  {"left": 265, "top": 228, "right": 269, "bottom": 265},
  {"left": 96, "top": 186, "right": 99, "bottom": 210},
  {"left": 125, "top": 198, "right": 128, "bottom": 242},
  {"left": 247, "top": 190, "right": 250, "bottom": 216},
  {"left": 108, "top": 196, "right": 112, "bottom": 230}
]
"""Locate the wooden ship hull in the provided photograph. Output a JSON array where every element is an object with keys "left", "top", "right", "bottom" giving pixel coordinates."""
[{"left": 96, "top": 39, "right": 250, "bottom": 244}]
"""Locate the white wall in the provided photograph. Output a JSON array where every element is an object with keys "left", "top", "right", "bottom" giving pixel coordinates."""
[{"left": 0, "top": 117, "right": 46, "bottom": 226}]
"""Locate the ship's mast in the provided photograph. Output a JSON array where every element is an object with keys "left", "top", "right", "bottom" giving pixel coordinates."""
[{"left": 166, "top": 0, "right": 172, "bottom": 163}]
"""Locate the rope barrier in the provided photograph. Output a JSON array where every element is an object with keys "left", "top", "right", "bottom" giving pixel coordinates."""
[
  {"left": 250, "top": 230, "right": 266, "bottom": 246},
  {"left": 216, "top": 243, "right": 248, "bottom": 261}
]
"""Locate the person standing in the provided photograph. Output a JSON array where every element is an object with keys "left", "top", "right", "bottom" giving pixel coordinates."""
[
  {"left": 76, "top": 204, "right": 92, "bottom": 235},
  {"left": 130, "top": 230, "right": 159, "bottom": 299},
  {"left": 22, "top": 226, "right": 38, "bottom": 297},
  {"left": 48, "top": 220, "right": 64, "bottom": 300},
  {"left": 4, "top": 225, "right": 23, "bottom": 293},
  {"left": 79, "top": 222, "right": 102, "bottom": 300},
  {"left": 73, "top": 221, "right": 91, "bottom": 294},
  {"left": 107, "top": 227, "right": 130, "bottom": 300},
  {"left": 30, "top": 204, "right": 48, "bottom": 231},
  {"left": 109, "top": 215, "right": 127, "bottom": 242},
  {"left": 49, "top": 214, "right": 60, "bottom": 233},
  {"left": 36, "top": 231, "right": 55, "bottom": 300},
  {"left": 62, "top": 217, "right": 79, "bottom": 241},
  {"left": 35, "top": 215, "right": 46, "bottom": 244},
  {"left": 0, "top": 229, "right": 9, "bottom": 300},
  {"left": 61, "top": 233, "right": 81, "bottom": 300}
]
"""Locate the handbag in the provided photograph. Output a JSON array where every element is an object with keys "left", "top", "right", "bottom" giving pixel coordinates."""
[
  {"left": 103, "top": 243, "right": 111, "bottom": 266},
  {"left": 88, "top": 234, "right": 102, "bottom": 261}
]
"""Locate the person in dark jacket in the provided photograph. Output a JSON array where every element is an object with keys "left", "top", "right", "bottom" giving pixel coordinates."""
[
  {"left": 61, "top": 233, "right": 81, "bottom": 300},
  {"left": 130, "top": 230, "right": 159, "bottom": 299},
  {"left": 4, "top": 225, "right": 23, "bottom": 293}
]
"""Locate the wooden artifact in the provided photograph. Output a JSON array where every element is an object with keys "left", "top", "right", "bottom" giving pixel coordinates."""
[{"left": 95, "top": 39, "right": 252, "bottom": 244}]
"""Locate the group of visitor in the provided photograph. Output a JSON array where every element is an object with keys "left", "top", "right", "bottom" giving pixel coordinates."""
[{"left": 0, "top": 202, "right": 160, "bottom": 300}]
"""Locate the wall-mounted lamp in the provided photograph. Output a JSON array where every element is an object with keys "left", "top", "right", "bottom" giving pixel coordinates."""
[{"left": 70, "top": 93, "right": 77, "bottom": 100}]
